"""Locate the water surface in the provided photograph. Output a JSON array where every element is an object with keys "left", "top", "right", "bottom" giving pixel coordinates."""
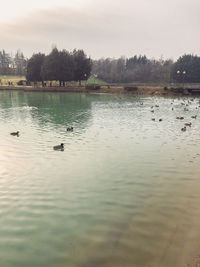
[{"left": 0, "top": 91, "right": 200, "bottom": 267}]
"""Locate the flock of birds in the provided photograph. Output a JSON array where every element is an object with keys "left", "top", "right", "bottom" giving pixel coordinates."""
[
  {"left": 10, "top": 127, "right": 74, "bottom": 150},
  {"left": 141, "top": 97, "right": 199, "bottom": 132},
  {"left": 10, "top": 97, "right": 200, "bottom": 150}
]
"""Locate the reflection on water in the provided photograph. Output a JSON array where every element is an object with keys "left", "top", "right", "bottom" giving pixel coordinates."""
[{"left": 0, "top": 91, "right": 200, "bottom": 267}]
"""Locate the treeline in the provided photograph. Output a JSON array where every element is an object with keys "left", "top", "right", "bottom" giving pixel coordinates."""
[
  {"left": 0, "top": 48, "right": 92, "bottom": 86},
  {"left": 92, "top": 54, "right": 200, "bottom": 84},
  {"left": 0, "top": 49, "right": 26, "bottom": 76},
  {"left": 27, "top": 48, "right": 92, "bottom": 86},
  {"left": 1, "top": 48, "right": 200, "bottom": 84}
]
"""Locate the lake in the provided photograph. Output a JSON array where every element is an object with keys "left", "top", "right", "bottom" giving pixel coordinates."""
[{"left": 0, "top": 91, "right": 200, "bottom": 267}]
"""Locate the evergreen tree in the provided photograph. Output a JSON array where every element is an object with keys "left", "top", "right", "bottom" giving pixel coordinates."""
[
  {"left": 0, "top": 50, "right": 12, "bottom": 75},
  {"left": 41, "top": 48, "right": 59, "bottom": 83},
  {"left": 14, "top": 50, "right": 27, "bottom": 76},
  {"left": 73, "top": 50, "right": 92, "bottom": 86},
  {"left": 56, "top": 50, "right": 74, "bottom": 86},
  {"left": 172, "top": 54, "right": 200, "bottom": 83},
  {"left": 41, "top": 48, "right": 75, "bottom": 86},
  {"left": 26, "top": 53, "right": 45, "bottom": 82}
]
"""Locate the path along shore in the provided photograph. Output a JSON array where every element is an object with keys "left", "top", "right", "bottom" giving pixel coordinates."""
[{"left": 0, "top": 85, "right": 199, "bottom": 96}]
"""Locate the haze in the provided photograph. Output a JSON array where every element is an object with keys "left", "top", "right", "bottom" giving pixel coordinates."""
[{"left": 0, "top": 0, "right": 199, "bottom": 59}]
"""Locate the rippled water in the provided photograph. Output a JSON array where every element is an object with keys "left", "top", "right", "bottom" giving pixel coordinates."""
[{"left": 1, "top": 91, "right": 200, "bottom": 267}]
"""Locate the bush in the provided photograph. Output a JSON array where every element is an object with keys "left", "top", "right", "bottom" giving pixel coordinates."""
[
  {"left": 124, "top": 86, "right": 138, "bottom": 91},
  {"left": 86, "top": 84, "right": 101, "bottom": 90},
  {"left": 17, "top": 80, "right": 28, "bottom": 86},
  {"left": 170, "top": 87, "right": 184, "bottom": 93}
]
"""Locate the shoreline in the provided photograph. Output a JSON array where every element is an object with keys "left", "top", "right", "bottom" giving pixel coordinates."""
[{"left": 0, "top": 85, "right": 199, "bottom": 96}]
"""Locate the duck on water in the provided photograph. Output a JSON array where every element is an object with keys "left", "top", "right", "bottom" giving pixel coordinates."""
[
  {"left": 10, "top": 131, "right": 19, "bottom": 136},
  {"left": 53, "top": 143, "right": 64, "bottom": 150},
  {"left": 67, "top": 127, "right": 73, "bottom": 132}
]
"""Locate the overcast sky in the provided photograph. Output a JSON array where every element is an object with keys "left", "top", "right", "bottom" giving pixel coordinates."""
[{"left": 0, "top": 0, "right": 199, "bottom": 59}]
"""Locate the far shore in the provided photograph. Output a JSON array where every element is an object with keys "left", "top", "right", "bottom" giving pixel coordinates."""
[{"left": 0, "top": 85, "right": 200, "bottom": 96}]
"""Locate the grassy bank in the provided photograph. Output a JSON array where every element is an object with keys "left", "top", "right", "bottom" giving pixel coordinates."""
[
  {"left": 0, "top": 75, "right": 25, "bottom": 85},
  {"left": 0, "top": 84, "right": 189, "bottom": 96},
  {"left": 1, "top": 75, "right": 199, "bottom": 96},
  {"left": 0, "top": 75, "right": 106, "bottom": 86}
]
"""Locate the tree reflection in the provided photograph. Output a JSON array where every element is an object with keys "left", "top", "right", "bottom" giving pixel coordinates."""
[{"left": 0, "top": 91, "right": 92, "bottom": 130}]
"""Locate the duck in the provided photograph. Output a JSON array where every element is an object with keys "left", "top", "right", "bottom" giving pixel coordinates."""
[
  {"left": 150, "top": 110, "right": 154, "bottom": 113},
  {"left": 67, "top": 127, "right": 73, "bottom": 131},
  {"left": 181, "top": 127, "right": 186, "bottom": 131},
  {"left": 191, "top": 115, "right": 197, "bottom": 119},
  {"left": 184, "top": 122, "right": 192, "bottom": 127},
  {"left": 53, "top": 143, "right": 64, "bottom": 150},
  {"left": 10, "top": 131, "right": 19, "bottom": 136},
  {"left": 152, "top": 118, "right": 155, "bottom": 121},
  {"left": 159, "top": 119, "right": 162, "bottom": 122}
]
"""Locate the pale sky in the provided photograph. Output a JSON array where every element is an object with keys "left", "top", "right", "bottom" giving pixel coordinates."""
[{"left": 0, "top": 0, "right": 199, "bottom": 59}]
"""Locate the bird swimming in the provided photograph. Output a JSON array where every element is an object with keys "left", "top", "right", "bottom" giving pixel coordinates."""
[
  {"left": 10, "top": 131, "right": 19, "bottom": 136},
  {"left": 67, "top": 127, "right": 73, "bottom": 131},
  {"left": 181, "top": 127, "right": 186, "bottom": 131},
  {"left": 184, "top": 122, "right": 192, "bottom": 127},
  {"left": 53, "top": 143, "right": 64, "bottom": 150}
]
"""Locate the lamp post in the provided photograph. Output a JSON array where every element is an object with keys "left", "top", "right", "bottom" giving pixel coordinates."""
[
  {"left": 84, "top": 73, "right": 87, "bottom": 86},
  {"left": 177, "top": 70, "right": 186, "bottom": 88}
]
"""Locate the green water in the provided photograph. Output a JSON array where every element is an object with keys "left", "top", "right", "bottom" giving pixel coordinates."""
[{"left": 1, "top": 91, "right": 200, "bottom": 267}]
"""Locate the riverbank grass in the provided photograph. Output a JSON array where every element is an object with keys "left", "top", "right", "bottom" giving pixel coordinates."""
[
  {"left": 0, "top": 75, "right": 106, "bottom": 86},
  {"left": 0, "top": 75, "right": 25, "bottom": 85}
]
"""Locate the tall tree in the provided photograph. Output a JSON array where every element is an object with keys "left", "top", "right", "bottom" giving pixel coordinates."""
[
  {"left": 56, "top": 50, "right": 74, "bottom": 86},
  {"left": 14, "top": 50, "right": 27, "bottom": 76},
  {"left": 0, "top": 50, "right": 12, "bottom": 75},
  {"left": 41, "top": 48, "right": 74, "bottom": 86},
  {"left": 172, "top": 54, "right": 200, "bottom": 83},
  {"left": 26, "top": 53, "right": 45, "bottom": 82},
  {"left": 73, "top": 49, "right": 92, "bottom": 85},
  {"left": 41, "top": 48, "right": 59, "bottom": 83},
  {"left": 126, "top": 55, "right": 148, "bottom": 70}
]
